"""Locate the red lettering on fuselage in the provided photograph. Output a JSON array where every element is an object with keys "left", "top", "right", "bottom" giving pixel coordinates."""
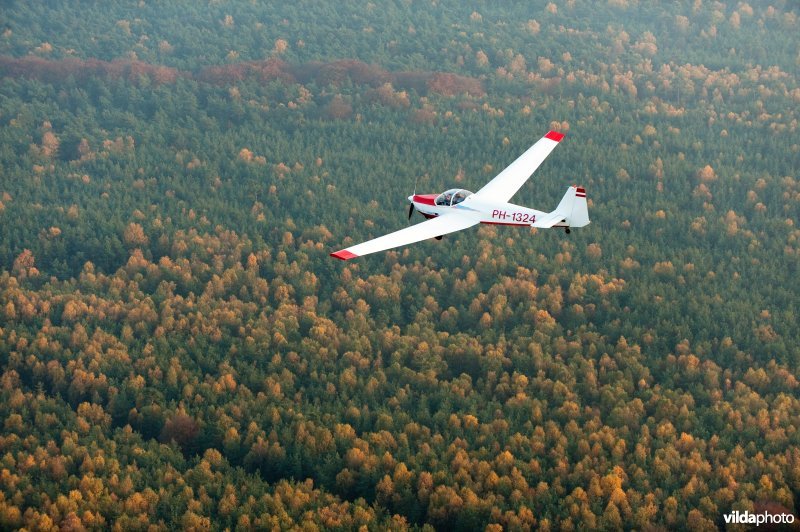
[{"left": 491, "top": 210, "right": 536, "bottom": 224}]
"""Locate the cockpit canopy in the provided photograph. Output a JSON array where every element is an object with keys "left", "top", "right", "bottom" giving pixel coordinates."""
[{"left": 435, "top": 189, "right": 473, "bottom": 206}]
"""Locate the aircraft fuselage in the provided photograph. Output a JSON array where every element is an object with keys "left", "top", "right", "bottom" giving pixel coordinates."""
[{"left": 409, "top": 193, "right": 568, "bottom": 228}]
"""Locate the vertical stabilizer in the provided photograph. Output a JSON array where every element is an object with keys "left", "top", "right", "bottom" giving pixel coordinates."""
[
  {"left": 530, "top": 186, "right": 590, "bottom": 228},
  {"left": 553, "top": 186, "right": 590, "bottom": 227}
]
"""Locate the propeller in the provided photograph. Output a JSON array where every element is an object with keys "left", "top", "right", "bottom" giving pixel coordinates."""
[{"left": 408, "top": 174, "right": 420, "bottom": 220}]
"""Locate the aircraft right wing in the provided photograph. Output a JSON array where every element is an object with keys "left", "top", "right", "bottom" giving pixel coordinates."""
[
  {"left": 331, "top": 212, "right": 479, "bottom": 260},
  {"left": 474, "top": 131, "right": 564, "bottom": 203}
]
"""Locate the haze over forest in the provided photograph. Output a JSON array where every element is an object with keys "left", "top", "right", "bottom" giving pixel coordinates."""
[{"left": 1, "top": 1, "right": 799, "bottom": 529}]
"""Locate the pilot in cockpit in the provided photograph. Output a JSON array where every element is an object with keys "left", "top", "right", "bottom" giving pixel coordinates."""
[
  {"left": 452, "top": 190, "right": 469, "bottom": 205},
  {"left": 436, "top": 189, "right": 473, "bottom": 206}
]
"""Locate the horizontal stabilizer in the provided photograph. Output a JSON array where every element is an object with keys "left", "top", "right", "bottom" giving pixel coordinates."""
[{"left": 531, "top": 211, "right": 564, "bottom": 228}]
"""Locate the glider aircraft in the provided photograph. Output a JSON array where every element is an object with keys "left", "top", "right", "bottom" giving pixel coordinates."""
[{"left": 330, "top": 131, "right": 589, "bottom": 260}]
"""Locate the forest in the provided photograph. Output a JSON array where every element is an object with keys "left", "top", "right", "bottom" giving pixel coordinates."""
[{"left": 0, "top": 1, "right": 799, "bottom": 529}]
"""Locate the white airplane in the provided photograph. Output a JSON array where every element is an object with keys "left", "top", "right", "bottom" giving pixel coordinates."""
[{"left": 330, "top": 131, "right": 589, "bottom": 260}]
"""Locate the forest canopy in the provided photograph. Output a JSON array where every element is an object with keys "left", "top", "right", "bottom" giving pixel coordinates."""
[{"left": 1, "top": 0, "right": 799, "bottom": 529}]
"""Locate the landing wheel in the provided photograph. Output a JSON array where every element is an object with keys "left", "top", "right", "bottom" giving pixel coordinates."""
[
  {"left": 565, "top": 227, "right": 571, "bottom": 234},
  {"left": 435, "top": 235, "right": 443, "bottom": 241}
]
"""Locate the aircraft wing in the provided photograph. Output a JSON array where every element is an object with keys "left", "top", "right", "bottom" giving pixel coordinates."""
[
  {"left": 331, "top": 212, "right": 479, "bottom": 260},
  {"left": 474, "top": 131, "right": 564, "bottom": 203}
]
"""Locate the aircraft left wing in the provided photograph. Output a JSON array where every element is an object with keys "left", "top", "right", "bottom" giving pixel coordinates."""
[
  {"left": 331, "top": 212, "right": 479, "bottom": 260},
  {"left": 474, "top": 131, "right": 564, "bottom": 203}
]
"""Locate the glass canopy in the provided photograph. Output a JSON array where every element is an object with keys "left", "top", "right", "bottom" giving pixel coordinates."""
[{"left": 435, "top": 189, "right": 473, "bottom": 206}]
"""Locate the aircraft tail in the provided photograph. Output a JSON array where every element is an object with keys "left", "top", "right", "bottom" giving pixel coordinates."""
[{"left": 531, "top": 186, "right": 590, "bottom": 228}]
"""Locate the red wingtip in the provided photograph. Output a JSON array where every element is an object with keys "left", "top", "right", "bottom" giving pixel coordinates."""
[
  {"left": 330, "top": 250, "right": 358, "bottom": 261},
  {"left": 545, "top": 130, "right": 565, "bottom": 142}
]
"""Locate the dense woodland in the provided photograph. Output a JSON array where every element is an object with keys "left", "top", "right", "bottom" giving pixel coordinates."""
[{"left": 1, "top": 1, "right": 799, "bottom": 529}]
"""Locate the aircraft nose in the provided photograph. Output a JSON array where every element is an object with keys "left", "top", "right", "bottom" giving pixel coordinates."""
[{"left": 408, "top": 195, "right": 414, "bottom": 203}]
